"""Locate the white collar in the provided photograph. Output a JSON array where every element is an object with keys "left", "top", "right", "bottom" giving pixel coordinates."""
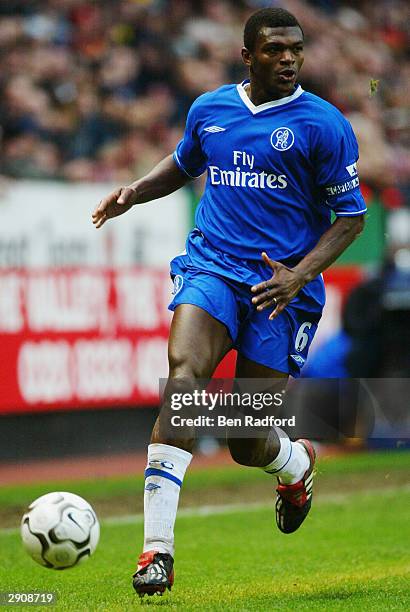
[{"left": 237, "top": 80, "right": 304, "bottom": 114}]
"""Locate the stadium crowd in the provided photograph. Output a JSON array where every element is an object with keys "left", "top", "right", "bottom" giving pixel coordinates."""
[{"left": 0, "top": 0, "right": 408, "bottom": 207}]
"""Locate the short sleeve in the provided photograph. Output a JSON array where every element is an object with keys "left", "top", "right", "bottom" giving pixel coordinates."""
[
  {"left": 173, "top": 98, "right": 207, "bottom": 179},
  {"left": 312, "top": 115, "right": 367, "bottom": 217}
]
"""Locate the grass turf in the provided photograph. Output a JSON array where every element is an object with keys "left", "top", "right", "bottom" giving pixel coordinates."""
[
  {"left": 0, "top": 487, "right": 409, "bottom": 610},
  {"left": 0, "top": 451, "right": 409, "bottom": 610}
]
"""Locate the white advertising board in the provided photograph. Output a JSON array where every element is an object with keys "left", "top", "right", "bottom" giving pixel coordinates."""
[{"left": 0, "top": 180, "right": 190, "bottom": 268}]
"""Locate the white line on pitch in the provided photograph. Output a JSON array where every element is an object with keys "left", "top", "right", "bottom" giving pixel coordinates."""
[{"left": 2, "top": 484, "right": 408, "bottom": 536}]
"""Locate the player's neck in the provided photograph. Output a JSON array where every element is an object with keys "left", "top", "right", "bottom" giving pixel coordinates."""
[{"left": 244, "top": 81, "right": 296, "bottom": 105}]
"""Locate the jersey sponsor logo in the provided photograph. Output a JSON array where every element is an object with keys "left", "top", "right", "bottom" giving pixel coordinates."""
[
  {"left": 326, "top": 176, "right": 360, "bottom": 197},
  {"left": 204, "top": 126, "right": 226, "bottom": 133},
  {"left": 172, "top": 275, "right": 184, "bottom": 296},
  {"left": 208, "top": 165, "right": 287, "bottom": 189},
  {"left": 270, "top": 127, "right": 295, "bottom": 151},
  {"left": 346, "top": 162, "right": 358, "bottom": 177}
]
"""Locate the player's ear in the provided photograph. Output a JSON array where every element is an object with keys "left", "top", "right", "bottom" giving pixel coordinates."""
[{"left": 241, "top": 47, "right": 252, "bottom": 67}]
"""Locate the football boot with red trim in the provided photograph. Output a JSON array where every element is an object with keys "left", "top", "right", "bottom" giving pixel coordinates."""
[
  {"left": 275, "top": 439, "right": 316, "bottom": 534},
  {"left": 132, "top": 550, "right": 174, "bottom": 597}
]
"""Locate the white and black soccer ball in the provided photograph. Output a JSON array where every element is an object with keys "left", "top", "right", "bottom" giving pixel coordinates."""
[{"left": 21, "top": 492, "right": 100, "bottom": 569}]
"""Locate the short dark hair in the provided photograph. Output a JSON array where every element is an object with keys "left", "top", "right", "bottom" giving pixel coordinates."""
[{"left": 244, "top": 8, "right": 303, "bottom": 52}]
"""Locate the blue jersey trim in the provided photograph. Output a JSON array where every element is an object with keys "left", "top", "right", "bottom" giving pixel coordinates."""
[
  {"left": 173, "top": 151, "right": 202, "bottom": 179},
  {"left": 335, "top": 208, "right": 367, "bottom": 216},
  {"left": 144, "top": 467, "right": 182, "bottom": 487}
]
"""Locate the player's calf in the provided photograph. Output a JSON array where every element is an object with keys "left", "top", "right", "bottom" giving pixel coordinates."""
[{"left": 133, "top": 443, "right": 192, "bottom": 597}]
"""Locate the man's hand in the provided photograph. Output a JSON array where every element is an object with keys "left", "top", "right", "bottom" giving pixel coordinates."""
[
  {"left": 251, "top": 252, "right": 305, "bottom": 320},
  {"left": 92, "top": 154, "right": 192, "bottom": 228},
  {"left": 92, "top": 186, "right": 138, "bottom": 229}
]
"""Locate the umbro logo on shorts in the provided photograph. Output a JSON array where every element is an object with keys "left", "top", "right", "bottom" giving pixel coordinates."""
[{"left": 204, "top": 126, "right": 226, "bottom": 133}]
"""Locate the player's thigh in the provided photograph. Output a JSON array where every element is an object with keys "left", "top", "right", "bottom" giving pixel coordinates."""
[{"left": 169, "top": 304, "right": 232, "bottom": 378}]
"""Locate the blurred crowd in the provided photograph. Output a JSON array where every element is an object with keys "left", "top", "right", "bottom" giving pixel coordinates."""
[{"left": 0, "top": 0, "right": 408, "bottom": 206}]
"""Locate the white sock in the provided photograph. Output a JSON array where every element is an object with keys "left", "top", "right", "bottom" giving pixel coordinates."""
[
  {"left": 143, "top": 443, "right": 192, "bottom": 556},
  {"left": 262, "top": 431, "right": 310, "bottom": 485}
]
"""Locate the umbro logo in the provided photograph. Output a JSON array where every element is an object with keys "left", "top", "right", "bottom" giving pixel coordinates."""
[
  {"left": 290, "top": 354, "right": 305, "bottom": 365},
  {"left": 145, "top": 482, "right": 161, "bottom": 492},
  {"left": 204, "top": 126, "right": 226, "bottom": 133}
]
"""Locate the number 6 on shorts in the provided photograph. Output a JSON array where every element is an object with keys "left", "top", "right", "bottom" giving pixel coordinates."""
[{"left": 295, "top": 321, "right": 312, "bottom": 352}]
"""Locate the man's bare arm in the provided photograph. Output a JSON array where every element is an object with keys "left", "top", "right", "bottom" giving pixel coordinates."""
[
  {"left": 251, "top": 215, "right": 365, "bottom": 319},
  {"left": 92, "top": 154, "right": 192, "bottom": 228},
  {"left": 294, "top": 215, "right": 365, "bottom": 283}
]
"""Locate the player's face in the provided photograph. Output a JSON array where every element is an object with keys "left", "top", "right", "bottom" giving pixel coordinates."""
[{"left": 242, "top": 26, "right": 304, "bottom": 99}]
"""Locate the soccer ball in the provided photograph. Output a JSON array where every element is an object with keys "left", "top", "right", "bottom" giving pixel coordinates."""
[{"left": 21, "top": 492, "right": 100, "bottom": 569}]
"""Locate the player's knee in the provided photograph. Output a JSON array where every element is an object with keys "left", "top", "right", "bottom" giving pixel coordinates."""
[
  {"left": 168, "top": 351, "right": 211, "bottom": 381},
  {"left": 227, "top": 437, "right": 258, "bottom": 466}
]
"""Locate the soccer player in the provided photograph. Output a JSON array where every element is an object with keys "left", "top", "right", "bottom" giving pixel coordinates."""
[{"left": 92, "top": 7, "right": 366, "bottom": 597}]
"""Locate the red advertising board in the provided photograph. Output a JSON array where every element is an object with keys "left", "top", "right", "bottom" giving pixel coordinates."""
[{"left": 0, "top": 268, "right": 172, "bottom": 414}]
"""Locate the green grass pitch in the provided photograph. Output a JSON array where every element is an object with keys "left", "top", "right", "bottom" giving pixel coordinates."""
[{"left": 0, "top": 451, "right": 409, "bottom": 610}]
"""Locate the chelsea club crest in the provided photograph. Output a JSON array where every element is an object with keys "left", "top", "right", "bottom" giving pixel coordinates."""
[
  {"left": 270, "top": 127, "right": 295, "bottom": 151},
  {"left": 172, "top": 274, "right": 184, "bottom": 295}
]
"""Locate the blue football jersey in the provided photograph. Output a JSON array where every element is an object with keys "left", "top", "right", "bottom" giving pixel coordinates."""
[{"left": 174, "top": 80, "right": 367, "bottom": 262}]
